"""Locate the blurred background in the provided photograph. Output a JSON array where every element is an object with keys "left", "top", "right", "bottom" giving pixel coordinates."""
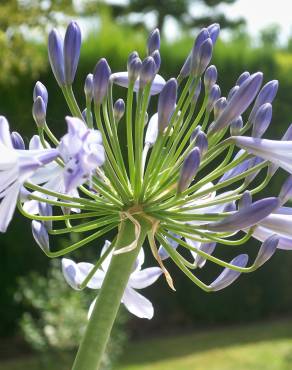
[{"left": 1, "top": 1, "right": 292, "bottom": 369}]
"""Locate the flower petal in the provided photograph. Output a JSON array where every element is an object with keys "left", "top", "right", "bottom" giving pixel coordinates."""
[
  {"left": 122, "top": 287, "right": 154, "bottom": 319},
  {"left": 209, "top": 254, "right": 248, "bottom": 291},
  {"left": 0, "top": 182, "right": 21, "bottom": 232},
  {"left": 129, "top": 267, "right": 162, "bottom": 289},
  {"left": 111, "top": 71, "right": 165, "bottom": 95}
]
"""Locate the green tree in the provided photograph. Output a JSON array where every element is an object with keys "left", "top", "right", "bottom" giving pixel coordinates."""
[
  {"left": 259, "top": 24, "right": 281, "bottom": 49},
  {"left": 110, "top": 0, "right": 244, "bottom": 31}
]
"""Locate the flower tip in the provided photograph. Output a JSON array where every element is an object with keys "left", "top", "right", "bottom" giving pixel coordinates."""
[
  {"left": 178, "top": 147, "right": 201, "bottom": 193},
  {"left": 139, "top": 56, "right": 157, "bottom": 89},
  {"left": 84, "top": 73, "right": 93, "bottom": 99},
  {"left": 48, "top": 28, "right": 65, "bottom": 86},
  {"left": 209, "top": 254, "right": 248, "bottom": 292},
  {"left": 33, "top": 81, "right": 48, "bottom": 107},
  {"left": 32, "top": 96, "right": 46, "bottom": 128},
  {"left": 32, "top": 220, "right": 50, "bottom": 253},
  {"left": 254, "top": 235, "right": 279, "bottom": 268},
  {"left": 148, "top": 28, "right": 160, "bottom": 54},
  {"left": 93, "top": 58, "right": 111, "bottom": 105},
  {"left": 113, "top": 98, "right": 125, "bottom": 123}
]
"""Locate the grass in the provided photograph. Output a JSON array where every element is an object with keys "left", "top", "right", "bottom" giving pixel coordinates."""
[{"left": 1, "top": 319, "right": 292, "bottom": 370}]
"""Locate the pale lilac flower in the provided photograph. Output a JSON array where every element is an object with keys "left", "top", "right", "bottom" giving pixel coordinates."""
[
  {"left": 62, "top": 242, "right": 162, "bottom": 319},
  {"left": 233, "top": 136, "right": 292, "bottom": 174},
  {"left": 0, "top": 117, "right": 58, "bottom": 232},
  {"left": 58, "top": 117, "right": 105, "bottom": 192},
  {"left": 111, "top": 71, "right": 165, "bottom": 95}
]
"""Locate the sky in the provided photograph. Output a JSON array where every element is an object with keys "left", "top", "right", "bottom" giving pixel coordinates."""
[{"left": 218, "top": 0, "right": 292, "bottom": 44}]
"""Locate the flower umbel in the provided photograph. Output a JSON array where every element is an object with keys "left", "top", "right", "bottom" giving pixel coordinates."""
[{"left": 2, "top": 19, "right": 292, "bottom": 370}]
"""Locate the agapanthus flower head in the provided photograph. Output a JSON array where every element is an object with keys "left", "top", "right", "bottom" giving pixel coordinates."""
[{"left": 3, "top": 20, "right": 292, "bottom": 325}]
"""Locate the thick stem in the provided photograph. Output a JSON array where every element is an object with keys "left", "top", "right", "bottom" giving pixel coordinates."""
[{"left": 71, "top": 215, "right": 151, "bottom": 370}]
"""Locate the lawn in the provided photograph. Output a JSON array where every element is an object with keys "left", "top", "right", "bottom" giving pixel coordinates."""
[{"left": 1, "top": 319, "right": 292, "bottom": 370}]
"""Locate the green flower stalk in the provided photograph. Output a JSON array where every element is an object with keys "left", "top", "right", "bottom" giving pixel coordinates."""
[{"left": 1, "top": 20, "right": 292, "bottom": 370}]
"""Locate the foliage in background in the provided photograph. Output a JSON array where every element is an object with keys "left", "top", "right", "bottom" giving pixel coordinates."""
[
  {"left": 109, "top": 0, "right": 244, "bottom": 31},
  {"left": 15, "top": 260, "right": 127, "bottom": 370},
  {"left": 0, "top": 0, "right": 245, "bottom": 84}
]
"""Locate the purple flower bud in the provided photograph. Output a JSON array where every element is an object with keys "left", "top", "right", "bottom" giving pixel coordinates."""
[
  {"left": 180, "top": 28, "right": 209, "bottom": 78},
  {"left": 179, "top": 53, "right": 191, "bottom": 79},
  {"left": 145, "top": 113, "right": 158, "bottom": 146},
  {"left": 206, "top": 84, "right": 221, "bottom": 112},
  {"left": 32, "top": 96, "right": 46, "bottom": 128},
  {"left": 210, "top": 72, "right": 263, "bottom": 133},
  {"left": 32, "top": 220, "right": 50, "bottom": 253},
  {"left": 64, "top": 21, "right": 81, "bottom": 85},
  {"left": 194, "top": 131, "right": 208, "bottom": 156},
  {"left": 127, "top": 51, "right": 139, "bottom": 68},
  {"left": 113, "top": 98, "right": 125, "bottom": 123},
  {"left": 11, "top": 131, "right": 25, "bottom": 149},
  {"left": 191, "top": 78, "right": 202, "bottom": 105},
  {"left": 279, "top": 175, "right": 292, "bottom": 205},
  {"left": 192, "top": 38, "right": 213, "bottom": 77},
  {"left": 227, "top": 85, "right": 239, "bottom": 101},
  {"left": 39, "top": 202, "right": 53, "bottom": 231},
  {"left": 252, "top": 103, "right": 272, "bottom": 138},
  {"left": 93, "top": 58, "right": 111, "bottom": 105},
  {"left": 178, "top": 148, "right": 201, "bottom": 193},
  {"left": 209, "top": 254, "right": 248, "bottom": 291},
  {"left": 236, "top": 71, "right": 250, "bottom": 86},
  {"left": 158, "top": 78, "right": 177, "bottom": 132},
  {"left": 253, "top": 235, "right": 278, "bottom": 268},
  {"left": 84, "top": 73, "right": 93, "bottom": 100},
  {"left": 239, "top": 190, "right": 252, "bottom": 209},
  {"left": 206, "top": 197, "right": 279, "bottom": 232},
  {"left": 139, "top": 57, "right": 157, "bottom": 89},
  {"left": 190, "top": 125, "right": 201, "bottom": 143},
  {"left": 33, "top": 81, "right": 48, "bottom": 108},
  {"left": 230, "top": 116, "right": 243, "bottom": 136},
  {"left": 48, "top": 29, "right": 65, "bottom": 86},
  {"left": 249, "top": 80, "right": 278, "bottom": 123},
  {"left": 193, "top": 28, "right": 210, "bottom": 55},
  {"left": 207, "top": 23, "right": 220, "bottom": 44},
  {"left": 204, "top": 65, "right": 217, "bottom": 91},
  {"left": 213, "top": 97, "right": 227, "bottom": 120},
  {"left": 151, "top": 50, "right": 161, "bottom": 72},
  {"left": 147, "top": 28, "right": 160, "bottom": 54},
  {"left": 128, "top": 57, "right": 142, "bottom": 82}
]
